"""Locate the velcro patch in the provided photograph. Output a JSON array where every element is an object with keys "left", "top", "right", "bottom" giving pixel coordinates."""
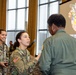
[{"left": 13, "top": 57, "right": 20, "bottom": 63}]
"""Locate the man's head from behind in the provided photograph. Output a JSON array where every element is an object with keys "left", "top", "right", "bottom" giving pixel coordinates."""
[
  {"left": 0, "top": 29, "right": 7, "bottom": 43},
  {"left": 47, "top": 14, "right": 66, "bottom": 35}
]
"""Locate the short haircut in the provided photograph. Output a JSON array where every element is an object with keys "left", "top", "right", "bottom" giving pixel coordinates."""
[{"left": 47, "top": 14, "right": 66, "bottom": 28}]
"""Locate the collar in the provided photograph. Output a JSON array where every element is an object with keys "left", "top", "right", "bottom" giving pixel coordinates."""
[
  {"left": 56, "top": 29, "right": 66, "bottom": 34},
  {"left": 16, "top": 47, "right": 27, "bottom": 55}
]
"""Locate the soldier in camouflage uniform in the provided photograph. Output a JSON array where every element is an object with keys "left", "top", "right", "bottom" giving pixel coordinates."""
[
  {"left": 0, "top": 29, "right": 9, "bottom": 75},
  {"left": 10, "top": 31, "right": 41, "bottom": 75}
]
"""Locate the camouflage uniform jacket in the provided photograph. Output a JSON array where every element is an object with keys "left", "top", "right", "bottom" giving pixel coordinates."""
[
  {"left": 10, "top": 47, "right": 37, "bottom": 75},
  {"left": 0, "top": 44, "right": 9, "bottom": 75}
]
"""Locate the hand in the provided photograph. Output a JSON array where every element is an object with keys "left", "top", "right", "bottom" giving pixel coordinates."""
[
  {"left": 0, "top": 62, "right": 8, "bottom": 67},
  {"left": 35, "top": 53, "right": 41, "bottom": 61},
  {"left": 4, "top": 62, "right": 8, "bottom": 66}
]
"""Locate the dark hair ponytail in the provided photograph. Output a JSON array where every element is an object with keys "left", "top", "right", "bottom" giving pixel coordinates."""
[
  {"left": 13, "top": 41, "right": 19, "bottom": 50},
  {"left": 13, "top": 31, "right": 26, "bottom": 50}
]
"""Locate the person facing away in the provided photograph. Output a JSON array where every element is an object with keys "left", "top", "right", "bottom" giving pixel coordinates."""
[
  {"left": 0, "top": 29, "right": 9, "bottom": 75},
  {"left": 9, "top": 41, "right": 14, "bottom": 53},
  {"left": 10, "top": 31, "right": 41, "bottom": 75},
  {"left": 39, "top": 14, "right": 76, "bottom": 75}
]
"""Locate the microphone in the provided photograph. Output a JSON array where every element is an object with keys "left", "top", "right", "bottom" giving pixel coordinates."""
[{"left": 27, "top": 39, "right": 36, "bottom": 48}]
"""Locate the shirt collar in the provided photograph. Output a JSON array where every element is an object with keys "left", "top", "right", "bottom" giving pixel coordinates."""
[{"left": 56, "top": 29, "right": 66, "bottom": 34}]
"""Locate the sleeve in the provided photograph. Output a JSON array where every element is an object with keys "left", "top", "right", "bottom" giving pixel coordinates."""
[
  {"left": 11, "top": 51, "right": 37, "bottom": 75},
  {"left": 0, "top": 50, "right": 3, "bottom": 62},
  {"left": 39, "top": 39, "right": 52, "bottom": 75},
  {"left": 6, "top": 46, "right": 10, "bottom": 62},
  {"left": 24, "top": 55, "right": 37, "bottom": 74},
  {"left": 0, "top": 45, "right": 9, "bottom": 62}
]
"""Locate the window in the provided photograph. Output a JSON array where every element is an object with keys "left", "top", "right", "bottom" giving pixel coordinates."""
[
  {"left": 17, "top": 9, "right": 25, "bottom": 30},
  {"left": 36, "top": 0, "right": 59, "bottom": 55},
  {"left": 7, "top": 10, "right": 16, "bottom": 30},
  {"left": 6, "top": 0, "right": 29, "bottom": 46}
]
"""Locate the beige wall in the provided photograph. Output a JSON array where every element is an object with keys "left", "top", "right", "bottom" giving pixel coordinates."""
[{"left": 60, "top": 0, "right": 76, "bottom": 34}]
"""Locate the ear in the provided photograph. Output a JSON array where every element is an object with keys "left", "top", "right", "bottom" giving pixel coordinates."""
[
  {"left": 52, "top": 24, "right": 59, "bottom": 32},
  {"left": 18, "top": 39, "right": 21, "bottom": 43},
  {"left": 52, "top": 24, "right": 56, "bottom": 32}
]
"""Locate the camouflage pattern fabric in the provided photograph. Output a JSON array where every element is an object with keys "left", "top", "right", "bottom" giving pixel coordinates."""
[
  {"left": 10, "top": 47, "right": 42, "bottom": 75},
  {"left": 0, "top": 44, "right": 10, "bottom": 75}
]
